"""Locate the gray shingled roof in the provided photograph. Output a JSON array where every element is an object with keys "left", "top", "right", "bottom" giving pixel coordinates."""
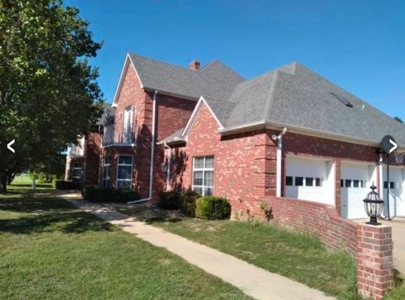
[
  {"left": 132, "top": 54, "right": 404, "bottom": 148},
  {"left": 128, "top": 53, "right": 245, "bottom": 100},
  {"left": 217, "top": 62, "right": 405, "bottom": 147},
  {"left": 157, "top": 128, "right": 184, "bottom": 145}
]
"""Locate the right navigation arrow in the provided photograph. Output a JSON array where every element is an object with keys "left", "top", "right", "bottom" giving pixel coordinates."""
[{"left": 389, "top": 139, "right": 398, "bottom": 154}]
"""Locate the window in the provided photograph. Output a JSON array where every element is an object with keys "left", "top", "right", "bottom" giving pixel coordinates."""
[
  {"left": 193, "top": 156, "right": 214, "bottom": 196},
  {"left": 316, "top": 178, "right": 323, "bottom": 187},
  {"left": 295, "top": 177, "right": 304, "bottom": 186},
  {"left": 360, "top": 180, "right": 366, "bottom": 188},
  {"left": 390, "top": 182, "right": 395, "bottom": 189},
  {"left": 305, "top": 177, "right": 314, "bottom": 187},
  {"left": 384, "top": 181, "right": 388, "bottom": 189},
  {"left": 340, "top": 179, "right": 344, "bottom": 188},
  {"left": 117, "top": 156, "right": 133, "bottom": 189},
  {"left": 123, "top": 106, "right": 134, "bottom": 143},
  {"left": 286, "top": 176, "right": 293, "bottom": 186},
  {"left": 102, "top": 156, "right": 112, "bottom": 187},
  {"left": 345, "top": 179, "right": 352, "bottom": 188},
  {"left": 353, "top": 180, "right": 360, "bottom": 188},
  {"left": 72, "top": 163, "right": 83, "bottom": 181}
]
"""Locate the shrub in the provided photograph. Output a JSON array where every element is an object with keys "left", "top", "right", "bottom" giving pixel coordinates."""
[
  {"left": 53, "top": 180, "right": 81, "bottom": 190},
  {"left": 195, "top": 196, "right": 231, "bottom": 220},
  {"left": 81, "top": 187, "right": 141, "bottom": 203},
  {"left": 115, "top": 190, "right": 142, "bottom": 203},
  {"left": 179, "top": 189, "right": 201, "bottom": 217},
  {"left": 157, "top": 191, "right": 181, "bottom": 210}
]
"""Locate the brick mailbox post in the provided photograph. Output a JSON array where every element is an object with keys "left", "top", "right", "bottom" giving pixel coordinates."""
[{"left": 357, "top": 224, "right": 394, "bottom": 299}]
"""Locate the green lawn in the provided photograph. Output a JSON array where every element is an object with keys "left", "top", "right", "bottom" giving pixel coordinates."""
[
  {"left": 0, "top": 195, "right": 252, "bottom": 300},
  {"left": 116, "top": 205, "right": 405, "bottom": 300},
  {"left": 7, "top": 174, "right": 54, "bottom": 190}
]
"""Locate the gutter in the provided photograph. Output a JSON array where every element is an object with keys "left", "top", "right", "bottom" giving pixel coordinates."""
[
  {"left": 271, "top": 128, "right": 288, "bottom": 197},
  {"left": 128, "top": 90, "right": 158, "bottom": 204}
]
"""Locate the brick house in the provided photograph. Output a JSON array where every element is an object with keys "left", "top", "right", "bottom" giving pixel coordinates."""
[
  {"left": 101, "top": 52, "right": 405, "bottom": 220},
  {"left": 65, "top": 104, "right": 114, "bottom": 185}
]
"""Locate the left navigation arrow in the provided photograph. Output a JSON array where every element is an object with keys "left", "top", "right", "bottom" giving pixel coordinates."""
[{"left": 7, "top": 139, "right": 15, "bottom": 153}]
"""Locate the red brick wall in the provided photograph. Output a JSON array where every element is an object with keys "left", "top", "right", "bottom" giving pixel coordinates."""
[
  {"left": 246, "top": 197, "right": 358, "bottom": 254},
  {"left": 108, "top": 62, "right": 197, "bottom": 200},
  {"left": 84, "top": 131, "right": 102, "bottom": 185},
  {"left": 166, "top": 103, "right": 276, "bottom": 207},
  {"left": 357, "top": 225, "right": 394, "bottom": 299}
]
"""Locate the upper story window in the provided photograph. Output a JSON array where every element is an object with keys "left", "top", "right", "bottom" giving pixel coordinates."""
[
  {"left": 192, "top": 156, "right": 214, "bottom": 196},
  {"left": 123, "top": 105, "right": 135, "bottom": 143}
]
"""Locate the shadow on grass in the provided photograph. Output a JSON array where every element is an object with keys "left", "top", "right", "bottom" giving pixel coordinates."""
[
  {"left": 0, "top": 197, "right": 75, "bottom": 213},
  {"left": 394, "top": 268, "right": 404, "bottom": 287},
  {"left": 0, "top": 211, "right": 114, "bottom": 234},
  {"left": 115, "top": 205, "right": 185, "bottom": 225}
]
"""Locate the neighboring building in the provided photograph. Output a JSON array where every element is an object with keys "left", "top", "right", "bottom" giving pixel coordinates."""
[
  {"left": 102, "top": 53, "right": 405, "bottom": 219},
  {"left": 65, "top": 104, "right": 114, "bottom": 185}
]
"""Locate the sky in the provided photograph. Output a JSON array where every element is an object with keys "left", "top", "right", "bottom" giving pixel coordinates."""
[{"left": 65, "top": 0, "right": 405, "bottom": 121}]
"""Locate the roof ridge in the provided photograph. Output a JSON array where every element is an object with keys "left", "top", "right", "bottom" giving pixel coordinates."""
[
  {"left": 263, "top": 71, "right": 280, "bottom": 121},
  {"left": 199, "top": 60, "right": 245, "bottom": 80},
  {"left": 128, "top": 52, "right": 197, "bottom": 73}
]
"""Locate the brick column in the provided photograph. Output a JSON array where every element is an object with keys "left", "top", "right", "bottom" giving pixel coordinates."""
[{"left": 357, "top": 224, "right": 394, "bottom": 299}]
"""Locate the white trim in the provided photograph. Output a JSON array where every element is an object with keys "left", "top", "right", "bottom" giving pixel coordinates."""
[
  {"left": 112, "top": 54, "right": 144, "bottom": 107},
  {"left": 218, "top": 120, "right": 404, "bottom": 150},
  {"left": 181, "top": 96, "right": 224, "bottom": 140},
  {"left": 116, "top": 155, "right": 133, "bottom": 190}
]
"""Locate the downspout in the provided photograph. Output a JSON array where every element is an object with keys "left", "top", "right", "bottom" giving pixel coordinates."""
[
  {"left": 271, "top": 128, "right": 288, "bottom": 197},
  {"left": 128, "top": 90, "right": 158, "bottom": 204},
  {"left": 164, "top": 142, "right": 171, "bottom": 190}
]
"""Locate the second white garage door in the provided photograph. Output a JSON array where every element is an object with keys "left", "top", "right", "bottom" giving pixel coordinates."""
[{"left": 341, "top": 163, "right": 377, "bottom": 219}]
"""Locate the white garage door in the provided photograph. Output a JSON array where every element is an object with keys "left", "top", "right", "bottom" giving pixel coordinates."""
[
  {"left": 286, "top": 156, "right": 335, "bottom": 206},
  {"left": 341, "top": 163, "right": 376, "bottom": 219},
  {"left": 382, "top": 167, "right": 405, "bottom": 217}
]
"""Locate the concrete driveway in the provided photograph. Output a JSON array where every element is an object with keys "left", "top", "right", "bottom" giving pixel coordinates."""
[{"left": 356, "top": 217, "right": 405, "bottom": 275}]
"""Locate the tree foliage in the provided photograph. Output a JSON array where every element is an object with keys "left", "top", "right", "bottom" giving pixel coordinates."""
[
  {"left": 0, "top": 0, "right": 104, "bottom": 192},
  {"left": 394, "top": 116, "right": 404, "bottom": 124}
]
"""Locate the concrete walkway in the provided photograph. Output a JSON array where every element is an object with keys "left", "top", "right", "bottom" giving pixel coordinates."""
[{"left": 63, "top": 195, "right": 334, "bottom": 300}]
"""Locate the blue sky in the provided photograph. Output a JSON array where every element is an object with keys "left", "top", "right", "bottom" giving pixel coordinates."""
[{"left": 65, "top": 0, "right": 405, "bottom": 120}]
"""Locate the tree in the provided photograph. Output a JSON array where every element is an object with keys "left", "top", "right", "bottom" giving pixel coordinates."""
[
  {"left": 0, "top": 0, "right": 103, "bottom": 192},
  {"left": 394, "top": 116, "right": 404, "bottom": 124}
]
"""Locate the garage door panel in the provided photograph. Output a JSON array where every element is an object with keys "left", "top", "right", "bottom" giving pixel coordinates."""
[
  {"left": 382, "top": 167, "right": 405, "bottom": 217},
  {"left": 286, "top": 156, "right": 334, "bottom": 206},
  {"left": 341, "top": 163, "right": 376, "bottom": 220}
]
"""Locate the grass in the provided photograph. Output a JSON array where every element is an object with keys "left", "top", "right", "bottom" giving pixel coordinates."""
[
  {"left": 6, "top": 174, "right": 54, "bottom": 190},
  {"left": 0, "top": 194, "right": 252, "bottom": 300},
  {"left": 118, "top": 205, "right": 405, "bottom": 300},
  {"left": 117, "top": 205, "right": 360, "bottom": 299}
]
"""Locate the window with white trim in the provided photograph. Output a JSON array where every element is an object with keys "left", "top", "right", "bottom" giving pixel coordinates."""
[
  {"left": 192, "top": 156, "right": 214, "bottom": 196},
  {"left": 117, "top": 155, "right": 133, "bottom": 189},
  {"left": 102, "top": 156, "right": 112, "bottom": 187},
  {"left": 72, "top": 163, "right": 84, "bottom": 181}
]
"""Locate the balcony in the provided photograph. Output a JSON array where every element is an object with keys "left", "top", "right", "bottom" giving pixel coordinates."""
[
  {"left": 103, "top": 124, "right": 136, "bottom": 147},
  {"left": 67, "top": 144, "right": 84, "bottom": 157}
]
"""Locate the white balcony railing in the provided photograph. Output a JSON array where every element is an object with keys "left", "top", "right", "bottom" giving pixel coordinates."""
[{"left": 103, "top": 124, "right": 135, "bottom": 146}]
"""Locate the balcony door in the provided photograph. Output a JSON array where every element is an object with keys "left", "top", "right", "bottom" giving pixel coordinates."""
[{"left": 123, "top": 106, "right": 134, "bottom": 143}]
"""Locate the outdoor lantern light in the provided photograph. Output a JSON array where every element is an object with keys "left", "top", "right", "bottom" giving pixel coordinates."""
[{"left": 363, "top": 185, "right": 384, "bottom": 226}]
